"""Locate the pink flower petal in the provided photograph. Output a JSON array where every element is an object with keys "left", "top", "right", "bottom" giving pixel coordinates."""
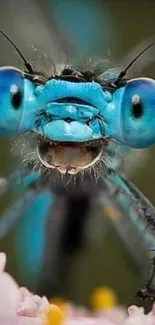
[
  {"left": 17, "top": 296, "right": 38, "bottom": 317},
  {"left": 96, "top": 307, "right": 127, "bottom": 323},
  {"left": 0, "top": 253, "right": 6, "bottom": 272},
  {"left": 149, "top": 303, "right": 155, "bottom": 317},
  {"left": 0, "top": 272, "right": 20, "bottom": 323},
  {"left": 20, "top": 287, "right": 33, "bottom": 301},
  {"left": 37, "top": 296, "right": 50, "bottom": 316},
  {"left": 128, "top": 305, "right": 145, "bottom": 316},
  {"left": 16, "top": 316, "right": 42, "bottom": 325},
  {"left": 65, "top": 317, "right": 119, "bottom": 325}
]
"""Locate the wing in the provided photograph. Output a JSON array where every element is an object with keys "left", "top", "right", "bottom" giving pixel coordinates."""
[
  {"left": 108, "top": 172, "right": 155, "bottom": 253},
  {"left": 107, "top": 171, "right": 155, "bottom": 298}
]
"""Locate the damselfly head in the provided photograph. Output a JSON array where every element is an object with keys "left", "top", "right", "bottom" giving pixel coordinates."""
[{"left": 2, "top": 30, "right": 154, "bottom": 180}]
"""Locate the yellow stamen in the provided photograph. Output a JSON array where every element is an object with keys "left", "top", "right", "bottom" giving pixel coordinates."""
[
  {"left": 90, "top": 286, "right": 117, "bottom": 311},
  {"left": 43, "top": 304, "right": 64, "bottom": 325}
]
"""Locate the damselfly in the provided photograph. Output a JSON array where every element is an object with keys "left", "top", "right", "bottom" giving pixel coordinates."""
[{"left": 0, "top": 30, "right": 155, "bottom": 301}]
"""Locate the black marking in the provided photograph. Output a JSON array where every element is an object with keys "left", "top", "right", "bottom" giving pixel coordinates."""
[
  {"left": 11, "top": 88, "right": 23, "bottom": 110},
  {"left": 132, "top": 101, "right": 144, "bottom": 119},
  {"left": 55, "top": 97, "right": 91, "bottom": 106}
]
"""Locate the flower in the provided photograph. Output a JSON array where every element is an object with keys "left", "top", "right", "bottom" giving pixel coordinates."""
[
  {"left": 0, "top": 252, "right": 155, "bottom": 325},
  {"left": 0, "top": 252, "right": 21, "bottom": 324},
  {"left": 0, "top": 252, "right": 61, "bottom": 325}
]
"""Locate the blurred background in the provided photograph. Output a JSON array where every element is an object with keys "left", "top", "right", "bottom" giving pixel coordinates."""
[{"left": 0, "top": 0, "right": 155, "bottom": 309}]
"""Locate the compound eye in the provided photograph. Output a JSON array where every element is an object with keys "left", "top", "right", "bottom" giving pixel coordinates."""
[
  {"left": 0, "top": 67, "right": 25, "bottom": 136},
  {"left": 0, "top": 67, "right": 24, "bottom": 110},
  {"left": 120, "top": 78, "right": 155, "bottom": 148}
]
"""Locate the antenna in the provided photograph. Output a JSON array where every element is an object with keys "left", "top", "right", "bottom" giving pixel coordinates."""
[
  {"left": 0, "top": 29, "right": 34, "bottom": 74},
  {"left": 114, "top": 42, "right": 155, "bottom": 86}
]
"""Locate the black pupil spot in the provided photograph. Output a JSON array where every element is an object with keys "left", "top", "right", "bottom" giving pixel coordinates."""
[
  {"left": 11, "top": 87, "right": 22, "bottom": 109},
  {"left": 131, "top": 101, "right": 143, "bottom": 119}
]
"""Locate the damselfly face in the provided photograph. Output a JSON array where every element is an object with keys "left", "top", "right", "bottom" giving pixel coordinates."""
[
  {"left": 16, "top": 66, "right": 123, "bottom": 179},
  {"left": 28, "top": 70, "right": 107, "bottom": 176}
]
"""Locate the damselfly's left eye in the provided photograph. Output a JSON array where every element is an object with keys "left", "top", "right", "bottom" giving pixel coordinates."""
[{"left": 120, "top": 78, "right": 155, "bottom": 148}]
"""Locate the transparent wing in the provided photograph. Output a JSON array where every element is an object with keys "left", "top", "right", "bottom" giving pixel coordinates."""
[
  {"left": 0, "top": 0, "right": 68, "bottom": 67},
  {"left": 0, "top": 0, "right": 117, "bottom": 67},
  {"left": 105, "top": 171, "right": 155, "bottom": 296},
  {"left": 108, "top": 172, "right": 155, "bottom": 255}
]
